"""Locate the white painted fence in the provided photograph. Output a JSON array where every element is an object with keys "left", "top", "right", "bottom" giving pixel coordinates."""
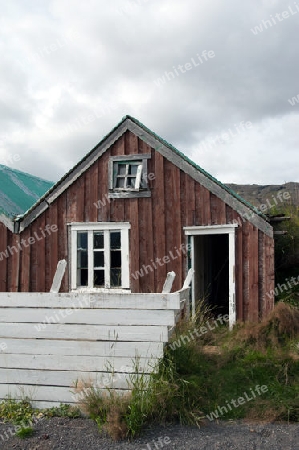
[{"left": 0, "top": 289, "right": 189, "bottom": 408}]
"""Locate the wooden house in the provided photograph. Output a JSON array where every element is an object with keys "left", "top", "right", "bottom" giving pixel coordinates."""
[{"left": 0, "top": 116, "right": 275, "bottom": 324}]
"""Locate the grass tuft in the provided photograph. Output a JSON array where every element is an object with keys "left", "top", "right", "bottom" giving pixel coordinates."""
[{"left": 72, "top": 301, "right": 299, "bottom": 440}]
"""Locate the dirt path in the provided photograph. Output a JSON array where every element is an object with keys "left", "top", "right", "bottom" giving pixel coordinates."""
[{"left": 0, "top": 418, "right": 298, "bottom": 449}]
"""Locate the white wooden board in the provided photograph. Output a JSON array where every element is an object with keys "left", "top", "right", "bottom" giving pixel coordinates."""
[
  {"left": 0, "top": 354, "right": 158, "bottom": 373},
  {"left": 0, "top": 289, "right": 190, "bottom": 406},
  {"left": 0, "top": 292, "right": 181, "bottom": 310},
  {"left": 0, "top": 323, "right": 169, "bottom": 342},
  {"left": 0, "top": 308, "right": 175, "bottom": 327},
  {"left": 0, "top": 369, "right": 150, "bottom": 390},
  {"left": 0, "top": 338, "right": 164, "bottom": 359}
]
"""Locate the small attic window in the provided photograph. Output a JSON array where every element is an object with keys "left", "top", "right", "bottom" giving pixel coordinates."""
[
  {"left": 114, "top": 161, "right": 143, "bottom": 190},
  {"left": 109, "top": 154, "right": 151, "bottom": 198}
]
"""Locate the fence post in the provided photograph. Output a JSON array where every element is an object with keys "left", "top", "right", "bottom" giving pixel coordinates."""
[
  {"left": 162, "top": 271, "right": 176, "bottom": 293},
  {"left": 50, "top": 260, "right": 67, "bottom": 293}
]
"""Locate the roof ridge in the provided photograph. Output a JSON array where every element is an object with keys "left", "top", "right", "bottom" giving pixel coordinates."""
[
  {"left": 124, "top": 115, "right": 263, "bottom": 216},
  {"left": 4, "top": 115, "right": 270, "bottom": 233}
]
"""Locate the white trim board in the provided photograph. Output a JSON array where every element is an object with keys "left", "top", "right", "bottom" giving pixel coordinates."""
[
  {"left": 184, "top": 224, "right": 238, "bottom": 235},
  {"left": 185, "top": 225, "right": 236, "bottom": 328},
  {"left": 10, "top": 116, "right": 272, "bottom": 238},
  {"left": 69, "top": 222, "right": 130, "bottom": 291}
]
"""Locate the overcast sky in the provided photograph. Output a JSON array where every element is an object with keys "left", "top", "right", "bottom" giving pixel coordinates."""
[{"left": 0, "top": 0, "right": 298, "bottom": 185}]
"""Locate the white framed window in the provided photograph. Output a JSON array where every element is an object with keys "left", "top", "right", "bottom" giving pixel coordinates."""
[
  {"left": 109, "top": 154, "right": 151, "bottom": 198},
  {"left": 69, "top": 222, "right": 130, "bottom": 291},
  {"left": 114, "top": 161, "right": 143, "bottom": 190}
]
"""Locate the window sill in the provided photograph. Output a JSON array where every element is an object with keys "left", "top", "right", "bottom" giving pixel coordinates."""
[
  {"left": 71, "top": 288, "right": 132, "bottom": 294},
  {"left": 108, "top": 191, "right": 151, "bottom": 199}
]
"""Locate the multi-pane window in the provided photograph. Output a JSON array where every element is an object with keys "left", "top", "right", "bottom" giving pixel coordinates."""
[
  {"left": 71, "top": 223, "right": 130, "bottom": 290},
  {"left": 114, "top": 161, "right": 143, "bottom": 190},
  {"left": 109, "top": 154, "right": 152, "bottom": 198}
]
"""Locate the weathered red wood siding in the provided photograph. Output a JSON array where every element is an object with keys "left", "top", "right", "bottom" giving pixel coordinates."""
[{"left": 0, "top": 131, "right": 275, "bottom": 321}]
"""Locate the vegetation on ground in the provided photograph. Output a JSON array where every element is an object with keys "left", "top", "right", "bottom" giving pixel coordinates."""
[
  {"left": 72, "top": 300, "right": 299, "bottom": 440},
  {"left": 1, "top": 300, "right": 299, "bottom": 441},
  {"left": 272, "top": 203, "right": 299, "bottom": 307},
  {"left": 0, "top": 400, "right": 81, "bottom": 439}
]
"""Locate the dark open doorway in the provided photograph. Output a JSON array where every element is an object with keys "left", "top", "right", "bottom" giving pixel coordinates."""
[{"left": 193, "top": 234, "right": 229, "bottom": 317}]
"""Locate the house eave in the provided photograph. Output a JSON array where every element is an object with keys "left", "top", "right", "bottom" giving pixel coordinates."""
[
  {"left": 12, "top": 115, "right": 273, "bottom": 238},
  {"left": 0, "top": 214, "right": 14, "bottom": 233}
]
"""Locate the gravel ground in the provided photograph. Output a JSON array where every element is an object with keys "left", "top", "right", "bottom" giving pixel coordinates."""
[{"left": 0, "top": 418, "right": 298, "bottom": 450}]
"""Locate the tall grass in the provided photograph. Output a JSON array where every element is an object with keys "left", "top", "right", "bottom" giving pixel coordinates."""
[{"left": 75, "top": 301, "right": 299, "bottom": 440}]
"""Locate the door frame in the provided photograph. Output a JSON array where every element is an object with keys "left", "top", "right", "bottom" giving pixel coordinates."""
[{"left": 184, "top": 224, "right": 238, "bottom": 328}]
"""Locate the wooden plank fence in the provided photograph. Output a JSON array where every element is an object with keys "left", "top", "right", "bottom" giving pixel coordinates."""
[{"left": 0, "top": 288, "right": 189, "bottom": 408}]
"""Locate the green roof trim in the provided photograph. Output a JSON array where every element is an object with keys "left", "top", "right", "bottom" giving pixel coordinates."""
[
  {"left": 3, "top": 115, "right": 267, "bottom": 230},
  {"left": 124, "top": 115, "right": 263, "bottom": 217},
  {"left": 0, "top": 164, "right": 54, "bottom": 219}
]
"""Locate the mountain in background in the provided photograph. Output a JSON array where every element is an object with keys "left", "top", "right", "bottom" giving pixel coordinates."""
[{"left": 227, "top": 182, "right": 299, "bottom": 210}]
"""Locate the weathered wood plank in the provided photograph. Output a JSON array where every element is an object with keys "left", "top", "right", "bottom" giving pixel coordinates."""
[
  {"left": 0, "top": 368, "right": 150, "bottom": 389},
  {"left": 235, "top": 215, "right": 243, "bottom": 321},
  {"left": 50, "top": 260, "right": 67, "bottom": 293},
  {"left": 66, "top": 178, "right": 77, "bottom": 223},
  {"left": 0, "top": 384, "right": 78, "bottom": 404},
  {"left": 202, "top": 186, "right": 211, "bottom": 225},
  {"left": 152, "top": 151, "right": 166, "bottom": 292},
  {"left": 265, "top": 235, "right": 275, "bottom": 315},
  {"left": 9, "top": 234, "right": 20, "bottom": 292},
  {"left": 127, "top": 119, "right": 273, "bottom": 237},
  {"left": 128, "top": 198, "right": 140, "bottom": 292},
  {"left": 0, "top": 323, "right": 169, "bottom": 342},
  {"left": 249, "top": 226, "right": 259, "bottom": 322},
  {"left": 164, "top": 160, "right": 182, "bottom": 291},
  {"left": 0, "top": 292, "right": 181, "bottom": 310},
  {"left": 242, "top": 221, "right": 251, "bottom": 321},
  {"left": 36, "top": 215, "right": 46, "bottom": 292},
  {"left": 57, "top": 193, "right": 68, "bottom": 292},
  {"left": 185, "top": 174, "right": 195, "bottom": 227},
  {"left": 258, "top": 231, "right": 266, "bottom": 318},
  {"left": 0, "top": 308, "right": 175, "bottom": 327},
  {"left": 162, "top": 272, "right": 176, "bottom": 293},
  {"left": 110, "top": 132, "right": 125, "bottom": 213},
  {"left": 0, "top": 224, "right": 8, "bottom": 292},
  {"left": 211, "top": 194, "right": 226, "bottom": 225},
  {"left": 0, "top": 354, "right": 158, "bottom": 373},
  {"left": 0, "top": 339, "right": 164, "bottom": 358},
  {"left": 47, "top": 202, "right": 59, "bottom": 292},
  {"left": 195, "top": 182, "right": 202, "bottom": 225}
]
